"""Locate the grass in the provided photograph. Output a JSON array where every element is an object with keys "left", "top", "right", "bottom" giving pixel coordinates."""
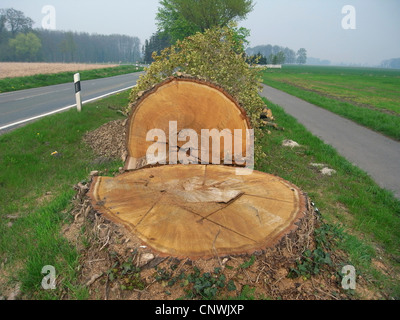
[
  {"left": 0, "top": 65, "right": 144, "bottom": 94},
  {"left": 0, "top": 84, "right": 399, "bottom": 299},
  {"left": 262, "top": 65, "right": 400, "bottom": 140},
  {"left": 257, "top": 98, "right": 400, "bottom": 298},
  {"left": 0, "top": 90, "right": 128, "bottom": 299}
]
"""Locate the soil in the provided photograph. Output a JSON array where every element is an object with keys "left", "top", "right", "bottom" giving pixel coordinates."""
[
  {"left": 65, "top": 190, "right": 344, "bottom": 301},
  {"left": 61, "top": 119, "right": 384, "bottom": 301},
  {"left": 0, "top": 62, "right": 118, "bottom": 79},
  {"left": 83, "top": 119, "right": 128, "bottom": 161}
]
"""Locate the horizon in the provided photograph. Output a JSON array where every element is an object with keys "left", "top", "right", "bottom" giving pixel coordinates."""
[{"left": 1, "top": 0, "right": 399, "bottom": 67}]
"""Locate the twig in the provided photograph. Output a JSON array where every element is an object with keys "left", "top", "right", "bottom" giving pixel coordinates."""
[
  {"left": 242, "top": 269, "right": 253, "bottom": 283},
  {"left": 272, "top": 275, "right": 286, "bottom": 287},
  {"left": 86, "top": 273, "right": 103, "bottom": 287},
  {"left": 173, "top": 258, "right": 189, "bottom": 277},
  {"left": 285, "top": 236, "right": 294, "bottom": 256},
  {"left": 255, "top": 266, "right": 266, "bottom": 283},
  {"left": 99, "top": 230, "right": 111, "bottom": 251},
  {"left": 311, "top": 278, "right": 339, "bottom": 300},
  {"left": 260, "top": 260, "right": 274, "bottom": 271},
  {"left": 88, "top": 258, "right": 106, "bottom": 264},
  {"left": 104, "top": 276, "right": 109, "bottom": 301}
]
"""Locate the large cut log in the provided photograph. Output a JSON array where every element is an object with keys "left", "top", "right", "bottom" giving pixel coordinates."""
[
  {"left": 88, "top": 165, "right": 307, "bottom": 260},
  {"left": 125, "top": 77, "right": 252, "bottom": 171}
]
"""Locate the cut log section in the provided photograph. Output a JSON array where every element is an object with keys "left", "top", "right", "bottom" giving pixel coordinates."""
[
  {"left": 88, "top": 165, "right": 307, "bottom": 260},
  {"left": 125, "top": 77, "right": 252, "bottom": 171}
]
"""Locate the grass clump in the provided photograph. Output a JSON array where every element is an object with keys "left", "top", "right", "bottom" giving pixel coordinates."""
[{"left": 0, "top": 90, "right": 129, "bottom": 299}]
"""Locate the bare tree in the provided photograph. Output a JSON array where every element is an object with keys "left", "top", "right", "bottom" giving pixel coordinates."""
[{"left": 3, "top": 8, "right": 34, "bottom": 36}]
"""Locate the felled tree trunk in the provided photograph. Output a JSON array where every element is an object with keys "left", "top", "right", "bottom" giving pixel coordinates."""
[
  {"left": 86, "top": 76, "right": 309, "bottom": 260},
  {"left": 125, "top": 77, "right": 252, "bottom": 171},
  {"left": 89, "top": 165, "right": 307, "bottom": 260}
]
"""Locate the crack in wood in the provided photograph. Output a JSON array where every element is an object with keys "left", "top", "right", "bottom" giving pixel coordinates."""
[
  {"left": 245, "top": 193, "right": 295, "bottom": 204},
  {"left": 134, "top": 195, "right": 164, "bottom": 229},
  {"left": 167, "top": 199, "right": 258, "bottom": 244}
]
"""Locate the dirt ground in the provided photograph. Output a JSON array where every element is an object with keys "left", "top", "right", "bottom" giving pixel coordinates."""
[
  {"left": 71, "top": 120, "right": 385, "bottom": 301},
  {"left": 0, "top": 62, "right": 118, "bottom": 79},
  {"left": 64, "top": 194, "right": 346, "bottom": 301}
]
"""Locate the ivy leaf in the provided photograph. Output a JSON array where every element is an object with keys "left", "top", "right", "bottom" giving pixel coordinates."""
[{"left": 227, "top": 280, "right": 237, "bottom": 292}]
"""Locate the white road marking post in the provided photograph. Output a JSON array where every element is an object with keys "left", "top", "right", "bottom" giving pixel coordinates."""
[{"left": 74, "top": 73, "right": 82, "bottom": 112}]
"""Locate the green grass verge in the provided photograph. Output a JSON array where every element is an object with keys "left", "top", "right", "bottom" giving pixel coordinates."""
[
  {"left": 258, "top": 98, "right": 400, "bottom": 298},
  {"left": 0, "top": 91, "right": 127, "bottom": 299},
  {"left": 0, "top": 65, "right": 144, "bottom": 94},
  {"left": 262, "top": 65, "right": 400, "bottom": 140},
  {"left": 0, "top": 88, "right": 399, "bottom": 299}
]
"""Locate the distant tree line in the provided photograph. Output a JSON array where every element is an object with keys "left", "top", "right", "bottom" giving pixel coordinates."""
[
  {"left": 142, "top": 32, "right": 172, "bottom": 64},
  {"left": 381, "top": 58, "right": 400, "bottom": 70},
  {"left": 246, "top": 45, "right": 307, "bottom": 65},
  {"left": 0, "top": 8, "right": 141, "bottom": 63},
  {"left": 306, "top": 57, "right": 331, "bottom": 66},
  {"left": 39, "top": 30, "right": 141, "bottom": 63}
]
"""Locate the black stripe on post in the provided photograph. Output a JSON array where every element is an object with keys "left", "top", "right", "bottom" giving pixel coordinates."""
[{"left": 74, "top": 81, "right": 81, "bottom": 93}]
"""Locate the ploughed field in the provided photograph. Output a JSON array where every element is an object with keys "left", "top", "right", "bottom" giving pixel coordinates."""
[{"left": 0, "top": 62, "right": 118, "bottom": 79}]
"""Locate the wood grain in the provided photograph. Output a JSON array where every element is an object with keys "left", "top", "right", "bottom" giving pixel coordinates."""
[
  {"left": 125, "top": 77, "right": 252, "bottom": 170},
  {"left": 89, "top": 165, "right": 306, "bottom": 259}
]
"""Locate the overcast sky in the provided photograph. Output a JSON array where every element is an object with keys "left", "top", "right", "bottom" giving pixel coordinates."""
[{"left": 2, "top": 0, "right": 399, "bottom": 66}]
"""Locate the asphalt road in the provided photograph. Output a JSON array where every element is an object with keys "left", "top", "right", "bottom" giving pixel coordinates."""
[
  {"left": 0, "top": 72, "right": 142, "bottom": 132},
  {"left": 261, "top": 84, "right": 400, "bottom": 199}
]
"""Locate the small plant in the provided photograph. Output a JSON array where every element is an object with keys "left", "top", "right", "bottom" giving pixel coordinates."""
[
  {"left": 239, "top": 255, "right": 256, "bottom": 269},
  {"left": 289, "top": 248, "right": 333, "bottom": 279},
  {"left": 289, "top": 207, "right": 344, "bottom": 280},
  {"left": 154, "top": 265, "right": 181, "bottom": 287},
  {"left": 153, "top": 265, "right": 238, "bottom": 300},
  {"left": 106, "top": 257, "right": 146, "bottom": 291},
  {"left": 236, "top": 285, "right": 256, "bottom": 300},
  {"left": 186, "top": 267, "right": 233, "bottom": 300}
]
